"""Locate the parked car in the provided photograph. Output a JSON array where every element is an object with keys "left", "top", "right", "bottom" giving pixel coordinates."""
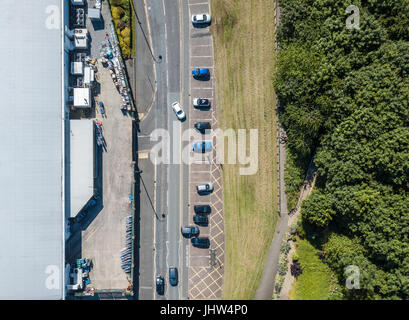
[
  {"left": 191, "top": 237, "right": 210, "bottom": 248},
  {"left": 169, "top": 267, "right": 178, "bottom": 286},
  {"left": 194, "top": 122, "right": 211, "bottom": 132},
  {"left": 156, "top": 275, "right": 165, "bottom": 295},
  {"left": 193, "top": 215, "right": 208, "bottom": 226},
  {"left": 197, "top": 183, "right": 214, "bottom": 194},
  {"left": 171, "top": 101, "right": 186, "bottom": 120},
  {"left": 194, "top": 205, "right": 211, "bottom": 215},
  {"left": 192, "top": 13, "right": 211, "bottom": 24},
  {"left": 192, "top": 68, "right": 210, "bottom": 79},
  {"left": 181, "top": 226, "right": 200, "bottom": 238},
  {"left": 193, "top": 98, "right": 211, "bottom": 108},
  {"left": 192, "top": 141, "right": 212, "bottom": 153}
]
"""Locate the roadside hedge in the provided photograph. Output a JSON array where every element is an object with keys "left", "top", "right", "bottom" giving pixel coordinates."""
[{"left": 109, "top": 0, "right": 132, "bottom": 59}]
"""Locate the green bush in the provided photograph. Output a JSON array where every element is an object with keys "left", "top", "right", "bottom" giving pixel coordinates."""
[
  {"left": 116, "top": 20, "right": 126, "bottom": 31},
  {"left": 280, "top": 241, "right": 291, "bottom": 255},
  {"left": 121, "top": 27, "right": 130, "bottom": 38},
  {"left": 278, "top": 263, "right": 287, "bottom": 276},
  {"left": 110, "top": 0, "right": 132, "bottom": 59},
  {"left": 110, "top": 0, "right": 122, "bottom": 6},
  {"left": 120, "top": 0, "right": 130, "bottom": 10},
  {"left": 111, "top": 6, "right": 125, "bottom": 19},
  {"left": 121, "top": 14, "right": 130, "bottom": 25}
]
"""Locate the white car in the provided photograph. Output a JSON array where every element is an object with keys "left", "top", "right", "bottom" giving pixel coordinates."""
[
  {"left": 171, "top": 101, "right": 186, "bottom": 120},
  {"left": 192, "top": 13, "right": 211, "bottom": 24}
]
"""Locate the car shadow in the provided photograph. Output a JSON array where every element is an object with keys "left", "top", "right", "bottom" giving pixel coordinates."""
[
  {"left": 192, "top": 22, "right": 212, "bottom": 28},
  {"left": 197, "top": 190, "right": 214, "bottom": 196},
  {"left": 193, "top": 74, "right": 211, "bottom": 81},
  {"left": 193, "top": 106, "right": 211, "bottom": 111},
  {"left": 90, "top": 16, "right": 105, "bottom": 31},
  {"left": 79, "top": 142, "right": 104, "bottom": 231}
]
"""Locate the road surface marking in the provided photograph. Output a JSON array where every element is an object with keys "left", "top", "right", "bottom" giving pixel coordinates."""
[{"left": 138, "top": 152, "right": 149, "bottom": 159}]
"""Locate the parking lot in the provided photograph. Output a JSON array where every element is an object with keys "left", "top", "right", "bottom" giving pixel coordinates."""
[{"left": 187, "top": 0, "right": 225, "bottom": 300}]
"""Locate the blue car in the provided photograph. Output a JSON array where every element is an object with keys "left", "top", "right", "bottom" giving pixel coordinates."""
[
  {"left": 192, "top": 141, "right": 212, "bottom": 153},
  {"left": 192, "top": 68, "right": 210, "bottom": 79}
]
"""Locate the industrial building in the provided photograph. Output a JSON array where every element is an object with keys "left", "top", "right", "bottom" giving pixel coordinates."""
[{"left": 0, "top": 0, "right": 101, "bottom": 299}]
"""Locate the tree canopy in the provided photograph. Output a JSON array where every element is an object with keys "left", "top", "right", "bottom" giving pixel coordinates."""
[{"left": 276, "top": 0, "right": 409, "bottom": 299}]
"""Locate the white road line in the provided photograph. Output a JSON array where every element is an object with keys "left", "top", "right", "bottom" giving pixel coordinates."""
[
  {"left": 191, "top": 202, "right": 212, "bottom": 204},
  {"left": 191, "top": 44, "right": 213, "bottom": 47},
  {"left": 188, "top": 2, "right": 209, "bottom": 6},
  {"left": 191, "top": 87, "right": 213, "bottom": 90},
  {"left": 186, "top": 244, "right": 190, "bottom": 268},
  {"left": 191, "top": 55, "right": 212, "bottom": 58}
]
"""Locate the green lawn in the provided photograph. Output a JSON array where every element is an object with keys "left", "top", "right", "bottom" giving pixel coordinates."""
[
  {"left": 211, "top": 0, "right": 278, "bottom": 299},
  {"left": 291, "top": 239, "right": 336, "bottom": 300}
]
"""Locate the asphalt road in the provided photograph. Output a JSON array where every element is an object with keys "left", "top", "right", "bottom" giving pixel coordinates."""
[{"left": 134, "top": 0, "right": 191, "bottom": 300}]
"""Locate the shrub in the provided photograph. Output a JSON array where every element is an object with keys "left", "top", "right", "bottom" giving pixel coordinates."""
[
  {"left": 120, "top": 0, "right": 130, "bottom": 10},
  {"left": 112, "top": 6, "right": 125, "bottom": 19},
  {"left": 292, "top": 252, "right": 299, "bottom": 262},
  {"left": 123, "top": 36, "right": 131, "bottom": 47},
  {"left": 116, "top": 20, "right": 126, "bottom": 30},
  {"left": 110, "top": 0, "right": 122, "bottom": 6},
  {"left": 290, "top": 261, "right": 302, "bottom": 277},
  {"left": 280, "top": 241, "right": 291, "bottom": 255},
  {"left": 121, "top": 27, "right": 130, "bottom": 38},
  {"left": 121, "top": 45, "right": 130, "bottom": 59},
  {"left": 121, "top": 14, "right": 130, "bottom": 25},
  {"left": 278, "top": 264, "right": 287, "bottom": 276},
  {"left": 274, "top": 275, "right": 285, "bottom": 294}
]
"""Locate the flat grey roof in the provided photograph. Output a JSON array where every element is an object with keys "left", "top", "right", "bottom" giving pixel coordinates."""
[
  {"left": 0, "top": 0, "right": 64, "bottom": 299},
  {"left": 70, "top": 120, "right": 94, "bottom": 218}
]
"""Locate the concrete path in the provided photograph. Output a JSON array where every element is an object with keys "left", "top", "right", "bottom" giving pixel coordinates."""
[{"left": 254, "top": 125, "right": 289, "bottom": 300}]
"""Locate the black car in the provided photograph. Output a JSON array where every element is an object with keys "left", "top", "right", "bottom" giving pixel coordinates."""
[
  {"left": 191, "top": 237, "right": 210, "bottom": 248},
  {"left": 194, "top": 205, "right": 211, "bottom": 215},
  {"left": 181, "top": 226, "right": 200, "bottom": 238},
  {"left": 194, "top": 122, "right": 211, "bottom": 132},
  {"left": 156, "top": 275, "right": 165, "bottom": 295},
  {"left": 193, "top": 215, "right": 208, "bottom": 226},
  {"left": 169, "top": 267, "right": 178, "bottom": 286}
]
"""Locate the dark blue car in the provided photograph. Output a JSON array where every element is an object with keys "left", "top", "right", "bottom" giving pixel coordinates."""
[{"left": 192, "top": 68, "right": 210, "bottom": 79}]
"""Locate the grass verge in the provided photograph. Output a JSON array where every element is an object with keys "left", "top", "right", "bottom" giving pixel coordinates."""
[
  {"left": 291, "top": 239, "right": 341, "bottom": 300},
  {"left": 210, "top": 0, "right": 278, "bottom": 299}
]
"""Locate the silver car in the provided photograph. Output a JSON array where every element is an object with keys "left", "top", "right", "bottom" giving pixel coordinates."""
[
  {"left": 171, "top": 101, "right": 186, "bottom": 120},
  {"left": 197, "top": 183, "right": 214, "bottom": 193}
]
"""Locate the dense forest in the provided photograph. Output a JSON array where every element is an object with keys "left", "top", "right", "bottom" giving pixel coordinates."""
[{"left": 275, "top": 0, "right": 409, "bottom": 299}]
